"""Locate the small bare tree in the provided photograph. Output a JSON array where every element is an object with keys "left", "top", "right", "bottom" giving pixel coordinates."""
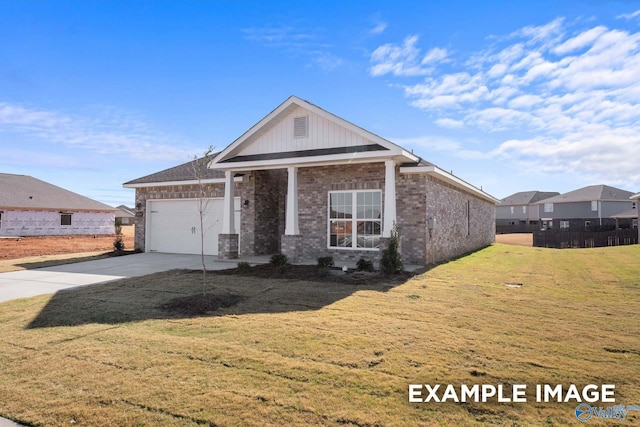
[{"left": 191, "top": 146, "right": 215, "bottom": 293}]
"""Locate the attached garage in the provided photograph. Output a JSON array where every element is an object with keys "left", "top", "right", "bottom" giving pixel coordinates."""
[{"left": 146, "top": 198, "right": 241, "bottom": 255}]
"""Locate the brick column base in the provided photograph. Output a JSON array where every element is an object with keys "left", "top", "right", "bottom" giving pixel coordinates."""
[
  {"left": 218, "top": 234, "right": 239, "bottom": 259},
  {"left": 281, "top": 234, "right": 304, "bottom": 263}
]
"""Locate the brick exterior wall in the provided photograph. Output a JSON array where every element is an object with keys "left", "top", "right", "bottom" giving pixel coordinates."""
[
  {"left": 398, "top": 173, "right": 495, "bottom": 264},
  {"left": 132, "top": 179, "right": 255, "bottom": 254},
  {"left": 297, "top": 163, "right": 386, "bottom": 264},
  {"left": 133, "top": 162, "right": 495, "bottom": 266},
  {"left": 293, "top": 163, "right": 495, "bottom": 265}
]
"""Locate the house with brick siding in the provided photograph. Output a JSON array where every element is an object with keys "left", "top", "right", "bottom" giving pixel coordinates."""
[{"left": 124, "top": 96, "right": 497, "bottom": 265}]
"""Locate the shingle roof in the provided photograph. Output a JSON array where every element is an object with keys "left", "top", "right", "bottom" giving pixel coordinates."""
[
  {"left": 611, "top": 208, "right": 638, "bottom": 219},
  {"left": 538, "top": 185, "right": 634, "bottom": 204},
  {"left": 123, "top": 154, "right": 224, "bottom": 185},
  {"left": 500, "top": 191, "right": 560, "bottom": 206},
  {"left": 116, "top": 205, "right": 135, "bottom": 218},
  {"left": 0, "top": 173, "right": 116, "bottom": 212}
]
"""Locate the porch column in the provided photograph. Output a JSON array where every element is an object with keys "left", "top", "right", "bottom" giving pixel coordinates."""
[
  {"left": 383, "top": 159, "right": 397, "bottom": 237},
  {"left": 219, "top": 169, "right": 238, "bottom": 259},
  {"left": 222, "top": 170, "right": 235, "bottom": 234},
  {"left": 285, "top": 166, "right": 299, "bottom": 235},
  {"left": 281, "top": 166, "right": 303, "bottom": 262}
]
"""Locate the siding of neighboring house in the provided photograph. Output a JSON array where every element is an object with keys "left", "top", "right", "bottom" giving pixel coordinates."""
[
  {"left": 539, "top": 200, "right": 635, "bottom": 228},
  {"left": 0, "top": 210, "right": 113, "bottom": 236}
]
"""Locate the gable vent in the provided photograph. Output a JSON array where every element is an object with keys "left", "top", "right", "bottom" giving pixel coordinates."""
[{"left": 293, "top": 116, "right": 308, "bottom": 138}]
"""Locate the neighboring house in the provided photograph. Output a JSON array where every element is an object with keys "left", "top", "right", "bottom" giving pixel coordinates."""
[
  {"left": 123, "top": 96, "right": 498, "bottom": 265},
  {"left": 115, "top": 205, "right": 136, "bottom": 225},
  {"left": 496, "top": 191, "right": 559, "bottom": 232},
  {"left": 536, "top": 184, "right": 636, "bottom": 230},
  {"left": 0, "top": 173, "right": 116, "bottom": 237},
  {"left": 631, "top": 192, "right": 640, "bottom": 240}
]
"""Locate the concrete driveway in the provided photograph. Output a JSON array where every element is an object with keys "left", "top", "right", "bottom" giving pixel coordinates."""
[{"left": 0, "top": 253, "right": 243, "bottom": 303}]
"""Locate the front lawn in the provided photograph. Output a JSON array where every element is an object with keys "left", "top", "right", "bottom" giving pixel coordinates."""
[{"left": 0, "top": 244, "right": 639, "bottom": 426}]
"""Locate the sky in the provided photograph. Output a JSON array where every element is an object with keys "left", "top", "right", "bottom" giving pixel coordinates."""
[{"left": 1, "top": 0, "right": 640, "bottom": 206}]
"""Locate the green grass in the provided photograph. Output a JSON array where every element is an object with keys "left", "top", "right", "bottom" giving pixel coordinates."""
[{"left": 0, "top": 244, "right": 639, "bottom": 426}]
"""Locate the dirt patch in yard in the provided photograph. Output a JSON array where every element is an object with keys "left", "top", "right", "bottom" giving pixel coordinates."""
[
  {"left": 159, "top": 265, "right": 415, "bottom": 316},
  {"left": 0, "top": 226, "right": 135, "bottom": 260},
  {"left": 495, "top": 233, "right": 533, "bottom": 246}
]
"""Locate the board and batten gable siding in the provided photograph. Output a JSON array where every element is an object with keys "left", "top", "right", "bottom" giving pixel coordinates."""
[
  {"left": 0, "top": 210, "right": 114, "bottom": 236},
  {"left": 237, "top": 106, "right": 378, "bottom": 157}
]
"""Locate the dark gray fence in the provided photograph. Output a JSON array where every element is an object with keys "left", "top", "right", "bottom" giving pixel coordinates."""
[{"left": 533, "top": 228, "right": 638, "bottom": 248}]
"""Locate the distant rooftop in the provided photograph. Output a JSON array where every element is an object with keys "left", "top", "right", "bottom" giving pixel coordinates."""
[
  {"left": 0, "top": 173, "right": 116, "bottom": 212},
  {"left": 500, "top": 191, "right": 560, "bottom": 206},
  {"left": 538, "top": 185, "right": 634, "bottom": 204}
]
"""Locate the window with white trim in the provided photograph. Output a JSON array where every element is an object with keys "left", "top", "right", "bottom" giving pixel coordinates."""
[
  {"left": 560, "top": 220, "right": 570, "bottom": 229},
  {"left": 544, "top": 203, "right": 554, "bottom": 213},
  {"left": 591, "top": 201, "right": 598, "bottom": 211},
  {"left": 510, "top": 206, "right": 514, "bottom": 214},
  {"left": 328, "top": 190, "right": 381, "bottom": 249},
  {"left": 60, "top": 213, "right": 72, "bottom": 226},
  {"left": 522, "top": 206, "right": 527, "bottom": 214}
]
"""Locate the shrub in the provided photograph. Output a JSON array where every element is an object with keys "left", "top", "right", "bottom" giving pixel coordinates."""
[
  {"left": 380, "top": 224, "right": 403, "bottom": 275},
  {"left": 318, "top": 267, "right": 331, "bottom": 277},
  {"left": 317, "top": 256, "right": 334, "bottom": 268},
  {"left": 237, "top": 261, "right": 251, "bottom": 272},
  {"left": 113, "top": 219, "right": 125, "bottom": 252},
  {"left": 113, "top": 237, "right": 125, "bottom": 252},
  {"left": 356, "top": 258, "right": 374, "bottom": 272},
  {"left": 270, "top": 253, "right": 288, "bottom": 267}
]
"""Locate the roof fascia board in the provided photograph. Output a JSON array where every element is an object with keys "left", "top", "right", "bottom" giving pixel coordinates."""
[
  {"left": 123, "top": 176, "right": 244, "bottom": 189},
  {"left": 631, "top": 192, "right": 640, "bottom": 200},
  {"left": 210, "top": 151, "right": 410, "bottom": 171},
  {"left": 400, "top": 165, "right": 499, "bottom": 204}
]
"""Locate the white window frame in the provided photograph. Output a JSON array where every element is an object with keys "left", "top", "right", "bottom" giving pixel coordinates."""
[
  {"left": 327, "top": 190, "right": 382, "bottom": 251},
  {"left": 544, "top": 203, "right": 554, "bottom": 213},
  {"left": 522, "top": 206, "right": 527, "bottom": 214},
  {"left": 591, "top": 201, "right": 598, "bottom": 212},
  {"left": 510, "top": 206, "right": 514, "bottom": 214},
  {"left": 560, "top": 220, "right": 570, "bottom": 229}
]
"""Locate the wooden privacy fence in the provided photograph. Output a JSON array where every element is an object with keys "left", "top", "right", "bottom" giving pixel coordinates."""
[{"left": 533, "top": 228, "right": 638, "bottom": 248}]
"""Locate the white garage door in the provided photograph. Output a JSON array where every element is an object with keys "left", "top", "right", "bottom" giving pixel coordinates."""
[{"left": 146, "top": 198, "right": 241, "bottom": 255}]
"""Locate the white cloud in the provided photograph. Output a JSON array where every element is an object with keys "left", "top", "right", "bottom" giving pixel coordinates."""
[
  {"left": 242, "top": 25, "right": 341, "bottom": 71},
  {"left": 617, "top": 9, "right": 640, "bottom": 20},
  {"left": 422, "top": 47, "right": 449, "bottom": 64},
  {"left": 369, "top": 20, "right": 387, "bottom": 35},
  {"left": 369, "top": 35, "right": 447, "bottom": 77},
  {"left": 434, "top": 118, "right": 464, "bottom": 129},
  {"left": 370, "top": 16, "right": 640, "bottom": 188},
  {"left": 394, "top": 135, "right": 489, "bottom": 160},
  {"left": 0, "top": 102, "right": 195, "bottom": 161}
]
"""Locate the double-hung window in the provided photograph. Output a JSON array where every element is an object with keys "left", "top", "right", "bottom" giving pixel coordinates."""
[{"left": 328, "top": 190, "right": 381, "bottom": 249}]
